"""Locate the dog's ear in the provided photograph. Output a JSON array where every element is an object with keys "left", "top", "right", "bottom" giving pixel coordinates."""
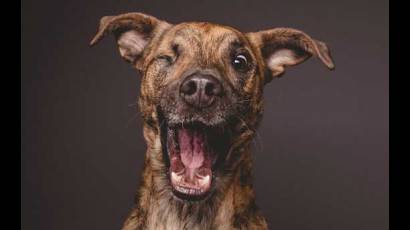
[
  {"left": 247, "top": 28, "right": 335, "bottom": 84},
  {"left": 89, "top": 12, "right": 170, "bottom": 69}
]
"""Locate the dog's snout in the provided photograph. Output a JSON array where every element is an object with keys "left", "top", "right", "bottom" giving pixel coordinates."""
[{"left": 180, "top": 74, "right": 223, "bottom": 108}]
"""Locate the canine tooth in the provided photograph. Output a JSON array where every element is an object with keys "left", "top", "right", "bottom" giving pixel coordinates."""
[
  {"left": 177, "top": 186, "right": 183, "bottom": 193},
  {"left": 179, "top": 187, "right": 186, "bottom": 193},
  {"left": 199, "top": 175, "right": 210, "bottom": 187},
  {"left": 171, "top": 172, "right": 183, "bottom": 183}
]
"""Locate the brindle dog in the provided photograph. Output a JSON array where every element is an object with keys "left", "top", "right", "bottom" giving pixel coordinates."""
[{"left": 90, "top": 12, "right": 335, "bottom": 230}]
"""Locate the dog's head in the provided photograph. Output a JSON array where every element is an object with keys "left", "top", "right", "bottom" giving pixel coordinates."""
[{"left": 90, "top": 13, "right": 334, "bottom": 201}]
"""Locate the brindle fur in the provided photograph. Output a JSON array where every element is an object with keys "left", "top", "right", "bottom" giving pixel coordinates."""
[{"left": 90, "top": 12, "right": 334, "bottom": 230}]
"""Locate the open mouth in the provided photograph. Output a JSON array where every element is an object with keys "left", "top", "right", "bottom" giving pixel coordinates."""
[{"left": 162, "top": 122, "right": 230, "bottom": 201}]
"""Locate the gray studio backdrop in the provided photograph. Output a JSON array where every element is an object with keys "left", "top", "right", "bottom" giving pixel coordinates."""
[{"left": 21, "top": 0, "right": 388, "bottom": 229}]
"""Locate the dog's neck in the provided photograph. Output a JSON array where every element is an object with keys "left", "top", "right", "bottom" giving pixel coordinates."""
[{"left": 122, "top": 125, "right": 268, "bottom": 230}]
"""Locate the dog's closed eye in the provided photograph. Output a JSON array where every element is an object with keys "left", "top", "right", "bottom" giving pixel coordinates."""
[
  {"left": 157, "top": 55, "right": 174, "bottom": 64},
  {"left": 156, "top": 44, "right": 180, "bottom": 65}
]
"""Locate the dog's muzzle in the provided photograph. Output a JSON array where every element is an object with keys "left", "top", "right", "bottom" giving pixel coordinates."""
[{"left": 158, "top": 71, "right": 238, "bottom": 200}]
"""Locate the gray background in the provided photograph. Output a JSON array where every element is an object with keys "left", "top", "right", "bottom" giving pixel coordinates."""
[{"left": 21, "top": 0, "right": 389, "bottom": 229}]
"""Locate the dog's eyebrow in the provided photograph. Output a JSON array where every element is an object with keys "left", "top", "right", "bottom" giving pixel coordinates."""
[
  {"left": 227, "top": 39, "right": 255, "bottom": 57},
  {"left": 213, "top": 33, "right": 246, "bottom": 54},
  {"left": 230, "top": 40, "right": 245, "bottom": 49}
]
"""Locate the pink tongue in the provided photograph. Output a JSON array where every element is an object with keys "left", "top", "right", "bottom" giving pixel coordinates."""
[{"left": 178, "top": 128, "right": 205, "bottom": 169}]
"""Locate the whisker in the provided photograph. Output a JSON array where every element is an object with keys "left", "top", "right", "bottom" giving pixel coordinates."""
[
  {"left": 159, "top": 119, "right": 165, "bottom": 130},
  {"left": 236, "top": 99, "right": 253, "bottom": 103}
]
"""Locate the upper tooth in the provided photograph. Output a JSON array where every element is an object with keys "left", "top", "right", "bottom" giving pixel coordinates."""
[
  {"left": 198, "top": 175, "right": 210, "bottom": 187},
  {"left": 171, "top": 172, "right": 183, "bottom": 183}
]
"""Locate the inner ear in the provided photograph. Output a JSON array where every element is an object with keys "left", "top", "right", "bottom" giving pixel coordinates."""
[
  {"left": 247, "top": 28, "right": 335, "bottom": 83},
  {"left": 265, "top": 47, "right": 309, "bottom": 77},
  {"left": 117, "top": 30, "right": 149, "bottom": 63},
  {"left": 89, "top": 12, "right": 171, "bottom": 69}
]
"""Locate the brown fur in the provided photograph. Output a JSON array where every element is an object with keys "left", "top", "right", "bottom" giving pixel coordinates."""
[{"left": 90, "top": 12, "right": 334, "bottom": 230}]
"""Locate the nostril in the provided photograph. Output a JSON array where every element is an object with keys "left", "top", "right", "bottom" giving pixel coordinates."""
[
  {"left": 181, "top": 80, "right": 197, "bottom": 95},
  {"left": 204, "top": 82, "right": 215, "bottom": 96},
  {"left": 187, "top": 81, "right": 197, "bottom": 95},
  {"left": 205, "top": 81, "right": 222, "bottom": 96}
]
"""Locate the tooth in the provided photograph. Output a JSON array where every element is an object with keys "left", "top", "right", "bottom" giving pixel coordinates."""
[
  {"left": 199, "top": 175, "right": 210, "bottom": 187},
  {"left": 171, "top": 172, "right": 182, "bottom": 183}
]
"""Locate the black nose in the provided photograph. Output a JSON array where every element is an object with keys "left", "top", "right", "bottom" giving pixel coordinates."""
[{"left": 180, "top": 74, "right": 223, "bottom": 108}]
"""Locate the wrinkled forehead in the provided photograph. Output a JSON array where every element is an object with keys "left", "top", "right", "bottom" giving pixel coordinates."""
[{"left": 157, "top": 22, "right": 250, "bottom": 56}]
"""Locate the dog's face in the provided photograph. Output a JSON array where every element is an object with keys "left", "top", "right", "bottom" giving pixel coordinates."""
[{"left": 90, "top": 13, "right": 334, "bottom": 201}]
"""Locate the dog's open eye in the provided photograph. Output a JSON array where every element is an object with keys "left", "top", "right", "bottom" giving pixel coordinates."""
[{"left": 232, "top": 54, "right": 249, "bottom": 72}]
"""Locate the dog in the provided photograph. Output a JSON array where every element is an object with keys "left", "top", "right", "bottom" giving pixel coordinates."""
[{"left": 90, "top": 12, "right": 334, "bottom": 230}]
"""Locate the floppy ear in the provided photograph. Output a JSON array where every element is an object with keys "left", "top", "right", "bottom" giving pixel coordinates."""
[
  {"left": 246, "top": 28, "right": 335, "bottom": 83},
  {"left": 89, "top": 12, "right": 170, "bottom": 69}
]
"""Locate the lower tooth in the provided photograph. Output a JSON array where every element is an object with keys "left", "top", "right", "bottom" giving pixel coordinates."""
[{"left": 175, "top": 186, "right": 206, "bottom": 195}]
